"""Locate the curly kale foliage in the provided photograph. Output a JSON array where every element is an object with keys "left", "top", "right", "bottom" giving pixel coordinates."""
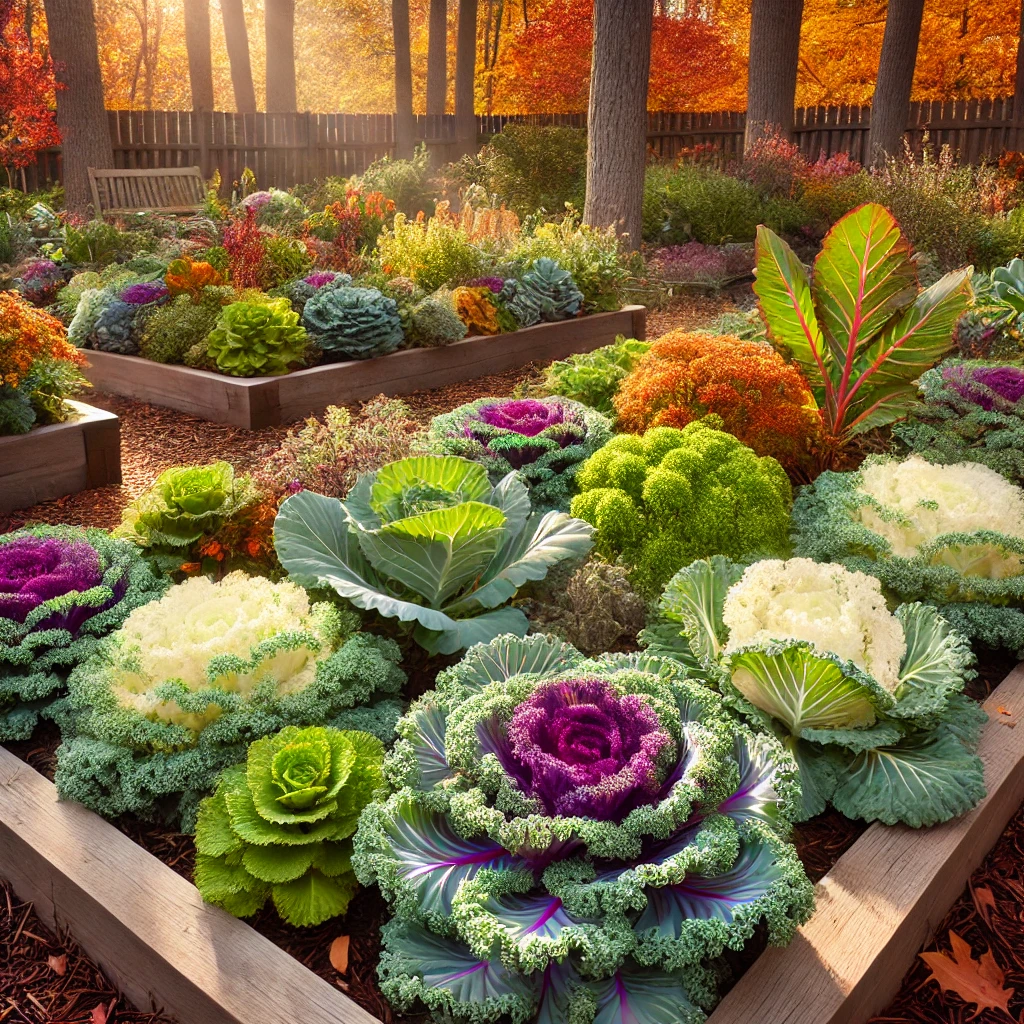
[
  {"left": 353, "top": 634, "right": 813, "bottom": 1024},
  {"left": 541, "top": 336, "right": 651, "bottom": 418},
  {"left": 570, "top": 421, "right": 793, "bottom": 597},
  {"left": 893, "top": 359, "right": 1024, "bottom": 485},
  {"left": 54, "top": 574, "right": 405, "bottom": 828},
  {"left": 428, "top": 397, "right": 613, "bottom": 513},
  {"left": 0, "top": 526, "right": 166, "bottom": 741},
  {"left": 406, "top": 295, "right": 468, "bottom": 348},
  {"left": 302, "top": 284, "right": 404, "bottom": 360},
  {"left": 139, "top": 289, "right": 229, "bottom": 365},
  {"left": 642, "top": 557, "right": 985, "bottom": 828},
  {"left": 206, "top": 297, "right": 309, "bottom": 377},
  {"left": 194, "top": 725, "right": 383, "bottom": 926},
  {"left": 792, "top": 454, "right": 1024, "bottom": 655},
  {"left": 508, "top": 257, "right": 583, "bottom": 328}
]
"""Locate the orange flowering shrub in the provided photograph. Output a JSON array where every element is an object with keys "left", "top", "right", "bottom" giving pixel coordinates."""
[
  {"left": 165, "top": 257, "right": 225, "bottom": 301},
  {"left": 452, "top": 286, "right": 501, "bottom": 336},
  {"left": 614, "top": 330, "right": 822, "bottom": 475}
]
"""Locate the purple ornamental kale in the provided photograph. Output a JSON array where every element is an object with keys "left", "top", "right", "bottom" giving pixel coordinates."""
[
  {"left": 304, "top": 271, "right": 340, "bottom": 289},
  {"left": 474, "top": 398, "right": 567, "bottom": 437},
  {"left": 973, "top": 366, "right": 1024, "bottom": 405},
  {"left": 0, "top": 536, "right": 106, "bottom": 629},
  {"left": 121, "top": 281, "right": 169, "bottom": 305},
  {"left": 942, "top": 363, "right": 1024, "bottom": 410},
  {"left": 468, "top": 277, "right": 506, "bottom": 294},
  {"left": 241, "top": 190, "right": 274, "bottom": 210},
  {"left": 502, "top": 678, "right": 673, "bottom": 820}
]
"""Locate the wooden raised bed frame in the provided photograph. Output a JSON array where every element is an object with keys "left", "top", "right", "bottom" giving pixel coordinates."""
[
  {"left": 80, "top": 305, "right": 647, "bottom": 428},
  {"left": 0, "top": 401, "right": 121, "bottom": 516},
  {"left": 0, "top": 664, "right": 1021, "bottom": 1024}
]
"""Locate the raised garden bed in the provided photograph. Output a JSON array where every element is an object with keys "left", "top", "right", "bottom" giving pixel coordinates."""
[
  {"left": 0, "top": 401, "right": 121, "bottom": 515},
  {"left": 1, "top": 660, "right": 1021, "bottom": 1024},
  {"left": 81, "top": 305, "right": 647, "bottom": 429}
]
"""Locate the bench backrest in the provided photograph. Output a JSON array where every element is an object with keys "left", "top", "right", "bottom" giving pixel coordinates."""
[{"left": 88, "top": 166, "right": 205, "bottom": 217}]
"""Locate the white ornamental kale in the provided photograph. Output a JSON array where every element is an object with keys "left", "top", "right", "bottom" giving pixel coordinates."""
[
  {"left": 643, "top": 556, "right": 986, "bottom": 828},
  {"left": 352, "top": 634, "right": 814, "bottom": 1024}
]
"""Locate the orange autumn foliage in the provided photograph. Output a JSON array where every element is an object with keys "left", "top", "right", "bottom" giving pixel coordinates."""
[
  {"left": 165, "top": 256, "right": 224, "bottom": 301},
  {"left": 0, "top": 291, "right": 85, "bottom": 390},
  {"left": 452, "top": 286, "right": 500, "bottom": 336},
  {"left": 614, "top": 331, "right": 822, "bottom": 475}
]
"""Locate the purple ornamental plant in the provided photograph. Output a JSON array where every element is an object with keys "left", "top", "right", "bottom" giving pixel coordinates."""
[
  {"left": 469, "top": 276, "right": 506, "bottom": 294},
  {"left": 121, "top": 281, "right": 170, "bottom": 306},
  {"left": 304, "top": 270, "right": 341, "bottom": 289},
  {"left": 474, "top": 398, "right": 569, "bottom": 438},
  {"left": 941, "top": 362, "right": 1024, "bottom": 410}
]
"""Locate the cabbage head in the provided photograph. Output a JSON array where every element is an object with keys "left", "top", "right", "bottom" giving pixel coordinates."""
[
  {"left": 274, "top": 455, "right": 595, "bottom": 654},
  {"left": 642, "top": 556, "right": 985, "bottom": 828},
  {"left": 206, "top": 297, "right": 308, "bottom": 377}
]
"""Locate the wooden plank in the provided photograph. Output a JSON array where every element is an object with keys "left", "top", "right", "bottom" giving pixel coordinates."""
[
  {"left": 0, "top": 745, "right": 378, "bottom": 1024},
  {"left": 706, "top": 663, "right": 1024, "bottom": 1024}
]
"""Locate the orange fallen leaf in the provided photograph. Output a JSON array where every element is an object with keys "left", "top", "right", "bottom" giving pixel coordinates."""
[
  {"left": 329, "top": 935, "right": 350, "bottom": 974},
  {"left": 90, "top": 1002, "right": 111, "bottom": 1024},
  {"left": 920, "top": 930, "right": 1015, "bottom": 1021},
  {"left": 972, "top": 886, "right": 997, "bottom": 928},
  {"left": 47, "top": 953, "right": 67, "bottom": 976},
  {"left": 997, "top": 706, "right": 1013, "bottom": 716}
]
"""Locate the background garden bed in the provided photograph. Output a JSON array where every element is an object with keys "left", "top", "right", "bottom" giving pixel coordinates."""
[{"left": 80, "top": 305, "right": 647, "bottom": 428}]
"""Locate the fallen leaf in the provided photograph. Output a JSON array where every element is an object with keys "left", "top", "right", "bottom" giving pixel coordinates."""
[
  {"left": 47, "top": 953, "right": 67, "bottom": 976},
  {"left": 997, "top": 706, "right": 1012, "bottom": 716},
  {"left": 90, "top": 1004, "right": 108, "bottom": 1024},
  {"left": 329, "top": 935, "right": 350, "bottom": 974},
  {"left": 972, "top": 886, "right": 997, "bottom": 928},
  {"left": 920, "top": 930, "right": 1015, "bottom": 1020}
]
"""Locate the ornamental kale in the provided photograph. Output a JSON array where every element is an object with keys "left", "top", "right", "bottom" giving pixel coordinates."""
[
  {"left": 0, "top": 526, "right": 165, "bottom": 740},
  {"left": 541, "top": 336, "right": 651, "bottom": 417},
  {"left": 406, "top": 295, "right": 468, "bottom": 348},
  {"left": 206, "top": 297, "right": 309, "bottom": 377},
  {"left": 273, "top": 455, "right": 595, "bottom": 654},
  {"left": 893, "top": 359, "right": 1024, "bottom": 486},
  {"left": 301, "top": 284, "right": 404, "bottom": 360},
  {"left": 428, "top": 397, "right": 612, "bottom": 512},
  {"left": 194, "top": 725, "right": 383, "bottom": 926},
  {"left": 793, "top": 454, "right": 1024, "bottom": 655},
  {"left": 570, "top": 421, "right": 792, "bottom": 597},
  {"left": 643, "top": 557, "right": 985, "bottom": 828},
  {"left": 15, "top": 258, "right": 65, "bottom": 306},
  {"left": 54, "top": 572, "right": 405, "bottom": 827},
  {"left": 120, "top": 281, "right": 169, "bottom": 306},
  {"left": 508, "top": 257, "right": 583, "bottom": 328},
  {"left": 352, "top": 634, "right": 814, "bottom": 1024}
]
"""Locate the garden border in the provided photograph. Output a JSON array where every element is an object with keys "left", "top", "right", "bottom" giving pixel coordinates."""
[
  {"left": 80, "top": 305, "right": 647, "bottom": 428},
  {"left": 0, "top": 401, "right": 121, "bottom": 516},
  {"left": 0, "top": 662, "right": 1020, "bottom": 1024}
]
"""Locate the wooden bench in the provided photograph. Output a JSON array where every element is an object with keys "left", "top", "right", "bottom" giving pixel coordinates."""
[{"left": 88, "top": 166, "right": 205, "bottom": 217}]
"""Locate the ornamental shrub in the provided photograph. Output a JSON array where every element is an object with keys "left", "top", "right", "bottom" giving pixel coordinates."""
[
  {"left": 165, "top": 256, "right": 225, "bottom": 300},
  {"left": 451, "top": 285, "right": 501, "bottom": 335},
  {"left": 240, "top": 188, "right": 308, "bottom": 232},
  {"left": 508, "top": 257, "right": 583, "bottom": 327},
  {"left": 428, "top": 396, "right": 612, "bottom": 512},
  {"left": 353, "top": 633, "right": 814, "bottom": 1024},
  {"left": 301, "top": 284, "right": 403, "bottom": 360},
  {"left": 194, "top": 725, "right": 383, "bottom": 926},
  {"left": 262, "top": 236, "right": 314, "bottom": 288},
  {"left": 793, "top": 455, "right": 1024, "bottom": 655},
  {"left": 0, "top": 526, "right": 165, "bottom": 740},
  {"left": 376, "top": 212, "right": 485, "bottom": 293},
  {"left": 541, "top": 336, "right": 650, "bottom": 417},
  {"left": 570, "top": 421, "right": 792, "bottom": 596},
  {"left": 15, "top": 258, "right": 65, "bottom": 306},
  {"left": 139, "top": 288, "right": 230, "bottom": 365},
  {"left": 614, "top": 331, "right": 823, "bottom": 476},
  {"left": 406, "top": 295, "right": 468, "bottom": 347},
  {"left": 206, "top": 297, "right": 309, "bottom": 376},
  {"left": 54, "top": 572, "right": 405, "bottom": 827}
]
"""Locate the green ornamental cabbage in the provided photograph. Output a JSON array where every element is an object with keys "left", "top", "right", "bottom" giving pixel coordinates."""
[
  {"left": 194, "top": 725, "right": 383, "bottom": 926},
  {"left": 570, "top": 421, "right": 792, "bottom": 597},
  {"left": 643, "top": 556, "right": 985, "bottom": 828},
  {"left": 206, "top": 297, "right": 308, "bottom": 377},
  {"left": 301, "top": 284, "right": 404, "bottom": 360},
  {"left": 274, "top": 455, "right": 595, "bottom": 654},
  {"left": 508, "top": 257, "right": 584, "bottom": 328}
]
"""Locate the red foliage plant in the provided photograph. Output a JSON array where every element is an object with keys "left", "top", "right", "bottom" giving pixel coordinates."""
[
  {"left": 613, "top": 330, "right": 823, "bottom": 476},
  {"left": 222, "top": 207, "right": 267, "bottom": 289}
]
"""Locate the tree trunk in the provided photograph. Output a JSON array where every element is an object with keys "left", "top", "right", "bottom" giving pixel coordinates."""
[
  {"left": 1016, "top": 1, "right": 1024, "bottom": 148},
  {"left": 455, "top": 0, "right": 478, "bottom": 155},
  {"left": 426, "top": 0, "right": 448, "bottom": 116},
  {"left": 867, "top": 0, "right": 925, "bottom": 165},
  {"left": 221, "top": 0, "right": 256, "bottom": 112},
  {"left": 184, "top": 0, "right": 215, "bottom": 112},
  {"left": 265, "top": 0, "right": 297, "bottom": 112},
  {"left": 582, "top": 0, "right": 653, "bottom": 251},
  {"left": 744, "top": 0, "right": 804, "bottom": 152},
  {"left": 393, "top": 0, "right": 416, "bottom": 159},
  {"left": 42, "top": 0, "right": 114, "bottom": 214}
]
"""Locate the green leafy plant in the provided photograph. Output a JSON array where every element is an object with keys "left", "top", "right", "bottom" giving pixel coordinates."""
[
  {"left": 376, "top": 213, "right": 486, "bottom": 293},
  {"left": 754, "top": 202, "right": 973, "bottom": 467},
  {"left": 194, "top": 725, "right": 383, "bottom": 926},
  {"left": 508, "top": 256, "right": 583, "bottom": 327},
  {"left": 541, "top": 335, "right": 650, "bottom": 416},
  {"left": 643, "top": 556, "right": 985, "bottom": 827},
  {"left": 205, "top": 297, "right": 309, "bottom": 377},
  {"left": 139, "top": 288, "right": 229, "bottom": 364},
  {"left": 301, "top": 284, "right": 404, "bottom": 360},
  {"left": 262, "top": 235, "right": 314, "bottom": 287},
  {"left": 274, "top": 454, "right": 595, "bottom": 654},
  {"left": 355, "top": 143, "right": 434, "bottom": 216},
  {"left": 405, "top": 295, "right": 468, "bottom": 347}
]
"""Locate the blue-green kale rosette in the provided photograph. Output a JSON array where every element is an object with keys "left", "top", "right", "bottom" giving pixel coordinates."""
[
  {"left": 0, "top": 525, "right": 165, "bottom": 740},
  {"left": 353, "top": 634, "right": 814, "bottom": 1024}
]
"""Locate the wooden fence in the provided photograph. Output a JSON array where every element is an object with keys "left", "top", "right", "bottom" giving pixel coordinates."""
[{"left": 10, "top": 98, "right": 1024, "bottom": 194}]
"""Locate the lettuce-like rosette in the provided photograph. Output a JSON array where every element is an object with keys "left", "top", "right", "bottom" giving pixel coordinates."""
[
  {"left": 643, "top": 556, "right": 986, "bottom": 827},
  {"left": 793, "top": 455, "right": 1024, "bottom": 655},
  {"left": 54, "top": 571, "right": 405, "bottom": 827},
  {"left": 0, "top": 526, "right": 165, "bottom": 740},
  {"left": 274, "top": 455, "right": 595, "bottom": 654},
  {"left": 353, "top": 634, "right": 814, "bottom": 1024}
]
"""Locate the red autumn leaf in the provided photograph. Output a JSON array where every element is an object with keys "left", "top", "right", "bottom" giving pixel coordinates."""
[
  {"left": 47, "top": 953, "right": 67, "bottom": 975},
  {"left": 329, "top": 934, "right": 350, "bottom": 974},
  {"left": 90, "top": 1004, "right": 108, "bottom": 1024},
  {"left": 920, "top": 930, "right": 1016, "bottom": 1020},
  {"left": 972, "top": 886, "right": 997, "bottom": 928}
]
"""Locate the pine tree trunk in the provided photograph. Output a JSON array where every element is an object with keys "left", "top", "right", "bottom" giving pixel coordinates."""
[
  {"left": 393, "top": 0, "right": 416, "bottom": 160},
  {"left": 582, "top": 0, "right": 653, "bottom": 251},
  {"left": 426, "top": 0, "right": 448, "bottom": 116},
  {"left": 867, "top": 0, "right": 924, "bottom": 165},
  {"left": 455, "top": 0, "right": 478, "bottom": 155},
  {"left": 265, "top": 0, "right": 297, "bottom": 112},
  {"left": 744, "top": 0, "right": 804, "bottom": 152},
  {"left": 221, "top": 0, "right": 257, "bottom": 113},
  {"left": 184, "top": 0, "right": 215, "bottom": 112},
  {"left": 42, "top": 0, "right": 114, "bottom": 215}
]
